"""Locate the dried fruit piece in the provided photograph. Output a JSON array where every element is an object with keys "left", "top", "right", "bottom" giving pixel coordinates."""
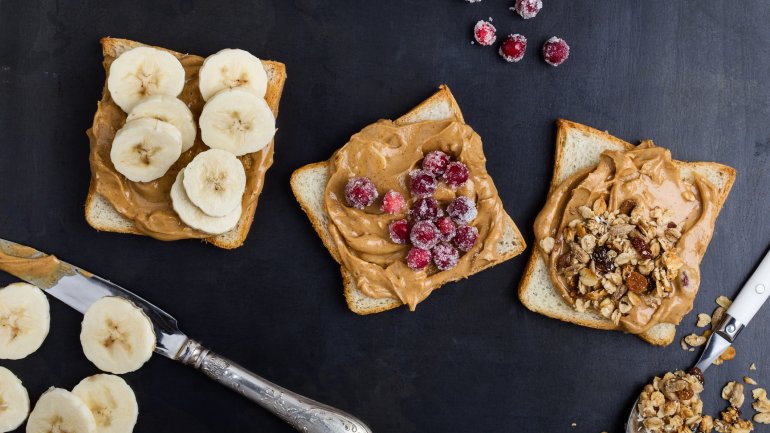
[
  {"left": 406, "top": 247, "right": 431, "bottom": 270},
  {"left": 436, "top": 217, "right": 457, "bottom": 242},
  {"left": 512, "top": 0, "right": 542, "bottom": 19},
  {"left": 432, "top": 242, "right": 460, "bottom": 271},
  {"left": 592, "top": 246, "right": 615, "bottom": 273},
  {"left": 412, "top": 197, "right": 442, "bottom": 221},
  {"left": 443, "top": 161, "right": 470, "bottom": 187},
  {"left": 422, "top": 150, "right": 450, "bottom": 176},
  {"left": 499, "top": 34, "right": 527, "bottom": 62},
  {"left": 345, "top": 177, "right": 378, "bottom": 209},
  {"left": 380, "top": 190, "right": 406, "bottom": 214},
  {"left": 619, "top": 199, "right": 637, "bottom": 215},
  {"left": 454, "top": 225, "right": 479, "bottom": 252},
  {"left": 388, "top": 219, "right": 409, "bottom": 244},
  {"left": 409, "top": 169, "right": 437, "bottom": 198},
  {"left": 447, "top": 196, "right": 478, "bottom": 224},
  {"left": 626, "top": 271, "right": 648, "bottom": 294},
  {"left": 410, "top": 220, "right": 440, "bottom": 250},
  {"left": 630, "top": 236, "right": 653, "bottom": 260},
  {"left": 542, "top": 36, "right": 570, "bottom": 66},
  {"left": 473, "top": 20, "right": 497, "bottom": 46}
]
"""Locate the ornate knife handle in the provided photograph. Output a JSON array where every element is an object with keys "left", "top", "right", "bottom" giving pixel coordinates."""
[{"left": 178, "top": 340, "right": 372, "bottom": 433}]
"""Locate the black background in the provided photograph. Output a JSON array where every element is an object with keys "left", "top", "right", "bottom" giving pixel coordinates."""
[{"left": 1, "top": 1, "right": 769, "bottom": 432}]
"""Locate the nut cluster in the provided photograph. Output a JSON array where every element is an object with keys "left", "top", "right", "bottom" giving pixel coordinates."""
[{"left": 636, "top": 370, "right": 705, "bottom": 433}]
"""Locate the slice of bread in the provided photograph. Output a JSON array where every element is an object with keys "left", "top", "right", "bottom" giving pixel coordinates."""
[
  {"left": 518, "top": 119, "right": 737, "bottom": 346},
  {"left": 290, "top": 86, "right": 527, "bottom": 314},
  {"left": 84, "top": 37, "right": 287, "bottom": 249}
]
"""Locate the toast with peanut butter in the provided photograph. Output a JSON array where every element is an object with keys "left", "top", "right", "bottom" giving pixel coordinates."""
[
  {"left": 85, "top": 37, "right": 286, "bottom": 249},
  {"left": 291, "top": 86, "right": 526, "bottom": 314},
  {"left": 518, "top": 119, "right": 736, "bottom": 346}
]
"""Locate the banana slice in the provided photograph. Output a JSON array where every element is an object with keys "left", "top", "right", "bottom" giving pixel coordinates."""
[
  {"left": 0, "top": 366, "right": 29, "bottom": 432},
  {"left": 107, "top": 46, "right": 185, "bottom": 113},
  {"left": 126, "top": 95, "right": 197, "bottom": 152},
  {"left": 171, "top": 171, "right": 242, "bottom": 234},
  {"left": 110, "top": 118, "right": 183, "bottom": 183},
  {"left": 182, "top": 149, "right": 246, "bottom": 217},
  {"left": 72, "top": 374, "right": 138, "bottom": 433},
  {"left": 26, "top": 387, "right": 96, "bottom": 433},
  {"left": 198, "top": 48, "right": 267, "bottom": 101},
  {"left": 80, "top": 297, "right": 155, "bottom": 375},
  {"left": 0, "top": 282, "right": 50, "bottom": 360},
  {"left": 199, "top": 88, "right": 276, "bottom": 156}
]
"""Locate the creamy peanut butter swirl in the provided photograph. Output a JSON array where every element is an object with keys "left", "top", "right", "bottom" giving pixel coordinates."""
[{"left": 0, "top": 242, "right": 75, "bottom": 289}]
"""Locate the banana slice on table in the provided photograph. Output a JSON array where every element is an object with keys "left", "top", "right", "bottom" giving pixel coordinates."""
[
  {"left": 107, "top": 46, "right": 185, "bottom": 113},
  {"left": 0, "top": 366, "right": 29, "bottom": 432},
  {"left": 0, "top": 282, "right": 50, "bottom": 360},
  {"left": 171, "top": 171, "right": 242, "bottom": 235},
  {"left": 199, "top": 88, "right": 276, "bottom": 156},
  {"left": 110, "top": 118, "right": 182, "bottom": 183},
  {"left": 80, "top": 297, "right": 155, "bottom": 375},
  {"left": 182, "top": 148, "right": 246, "bottom": 217},
  {"left": 198, "top": 48, "right": 267, "bottom": 101},
  {"left": 72, "top": 374, "right": 138, "bottom": 433},
  {"left": 26, "top": 387, "right": 96, "bottom": 433},
  {"left": 126, "top": 95, "right": 197, "bottom": 152}
]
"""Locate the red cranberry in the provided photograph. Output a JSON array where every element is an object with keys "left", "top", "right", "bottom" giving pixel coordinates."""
[
  {"left": 422, "top": 150, "right": 450, "bottom": 177},
  {"left": 388, "top": 219, "right": 409, "bottom": 244},
  {"left": 543, "top": 36, "right": 569, "bottom": 66},
  {"left": 436, "top": 216, "right": 457, "bottom": 241},
  {"left": 443, "top": 161, "right": 469, "bottom": 187},
  {"left": 406, "top": 247, "right": 432, "bottom": 271},
  {"left": 447, "top": 196, "right": 478, "bottom": 225},
  {"left": 409, "top": 169, "right": 437, "bottom": 197},
  {"left": 411, "top": 197, "right": 442, "bottom": 221},
  {"left": 499, "top": 34, "right": 527, "bottom": 63},
  {"left": 473, "top": 20, "right": 497, "bottom": 46},
  {"left": 344, "top": 177, "right": 378, "bottom": 209},
  {"left": 410, "top": 220, "right": 440, "bottom": 250},
  {"left": 380, "top": 190, "right": 406, "bottom": 214},
  {"left": 455, "top": 225, "right": 479, "bottom": 252},
  {"left": 432, "top": 242, "right": 460, "bottom": 271},
  {"left": 513, "top": 0, "right": 542, "bottom": 19}
]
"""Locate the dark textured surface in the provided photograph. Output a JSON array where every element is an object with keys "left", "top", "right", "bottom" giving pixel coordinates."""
[{"left": 1, "top": 1, "right": 769, "bottom": 432}]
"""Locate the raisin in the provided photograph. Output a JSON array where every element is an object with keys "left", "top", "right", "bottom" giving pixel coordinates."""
[
  {"left": 619, "top": 199, "right": 637, "bottom": 215},
  {"left": 667, "top": 221, "right": 677, "bottom": 228},
  {"left": 676, "top": 387, "right": 694, "bottom": 401},
  {"left": 630, "top": 236, "right": 652, "bottom": 259},
  {"left": 686, "top": 367, "right": 705, "bottom": 383},
  {"left": 592, "top": 246, "right": 615, "bottom": 273},
  {"left": 557, "top": 252, "right": 572, "bottom": 269},
  {"left": 682, "top": 272, "right": 689, "bottom": 287},
  {"left": 626, "top": 271, "right": 648, "bottom": 294}
]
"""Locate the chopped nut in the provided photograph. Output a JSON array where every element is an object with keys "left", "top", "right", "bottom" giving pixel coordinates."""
[
  {"left": 665, "top": 227, "right": 682, "bottom": 241},
  {"left": 700, "top": 415, "right": 714, "bottom": 433},
  {"left": 578, "top": 205, "right": 594, "bottom": 219},
  {"left": 722, "top": 382, "right": 745, "bottom": 408},
  {"left": 712, "top": 307, "right": 726, "bottom": 329},
  {"left": 753, "top": 388, "right": 767, "bottom": 400},
  {"left": 684, "top": 333, "right": 707, "bottom": 347},
  {"left": 744, "top": 376, "right": 758, "bottom": 385},
  {"left": 592, "top": 197, "right": 607, "bottom": 215},
  {"left": 696, "top": 313, "right": 711, "bottom": 327},
  {"left": 754, "top": 413, "right": 770, "bottom": 424},
  {"left": 579, "top": 268, "right": 600, "bottom": 287},
  {"left": 750, "top": 363, "right": 757, "bottom": 371},
  {"left": 716, "top": 295, "right": 732, "bottom": 309},
  {"left": 580, "top": 234, "right": 596, "bottom": 253},
  {"left": 539, "top": 236, "right": 555, "bottom": 254}
]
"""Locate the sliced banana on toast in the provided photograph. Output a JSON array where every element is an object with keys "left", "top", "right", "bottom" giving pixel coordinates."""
[
  {"left": 110, "top": 118, "right": 183, "bottom": 183},
  {"left": 107, "top": 46, "right": 185, "bottom": 113},
  {"left": 27, "top": 387, "right": 97, "bottom": 433},
  {"left": 0, "top": 366, "right": 29, "bottom": 432},
  {"left": 199, "top": 48, "right": 267, "bottom": 101},
  {"left": 183, "top": 149, "right": 246, "bottom": 217},
  {"left": 171, "top": 171, "right": 242, "bottom": 234},
  {"left": 0, "top": 282, "right": 50, "bottom": 360},
  {"left": 80, "top": 297, "right": 155, "bottom": 375},
  {"left": 72, "top": 374, "right": 138, "bottom": 433},
  {"left": 127, "top": 95, "right": 197, "bottom": 152},
  {"left": 199, "top": 88, "right": 276, "bottom": 156}
]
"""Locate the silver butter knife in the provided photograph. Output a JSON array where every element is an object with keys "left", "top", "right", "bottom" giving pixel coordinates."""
[{"left": 0, "top": 238, "right": 372, "bottom": 433}]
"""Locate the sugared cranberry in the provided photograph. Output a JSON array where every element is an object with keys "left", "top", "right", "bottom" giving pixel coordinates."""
[
  {"left": 455, "top": 225, "right": 479, "bottom": 252},
  {"left": 499, "top": 34, "right": 527, "bottom": 62},
  {"left": 388, "top": 219, "right": 409, "bottom": 244},
  {"left": 443, "top": 161, "right": 469, "bottom": 187},
  {"left": 512, "top": 0, "right": 542, "bottom": 19},
  {"left": 344, "top": 177, "right": 378, "bottom": 209},
  {"left": 411, "top": 197, "right": 442, "bottom": 221},
  {"left": 447, "top": 196, "right": 478, "bottom": 225},
  {"left": 406, "top": 247, "right": 432, "bottom": 270},
  {"left": 473, "top": 20, "right": 497, "bottom": 46},
  {"left": 436, "top": 216, "right": 457, "bottom": 242},
  {"left": 543, "top": 36, "right": 569, "bottom": 66},
  {"left": 432, "top": 242, "right": 460, "bottom": 271},
  {"left": 422, "top": 150, "right": 451, "bottom": 176},
  {"left": 409, "top": 169, "right": 437, "bottom": 198},
  {"left": 380, "top": 190, "right": 406, "bottom": 214},
  {"left": 410, "top": 220, "right": 440, "bottom": 250}
]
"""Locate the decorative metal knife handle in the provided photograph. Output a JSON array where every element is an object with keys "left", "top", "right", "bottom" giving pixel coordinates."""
[{"left": 178, "top": 340, "right": 372, "bottom": 433}]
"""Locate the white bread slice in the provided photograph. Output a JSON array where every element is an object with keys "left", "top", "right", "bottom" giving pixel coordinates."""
[
  {"left": 290, "top": 86, "right": 527, "bottom": 314},
  {"left": 518, "top": 119, "right": 736, "bottom": 346},
  {"left": 84, "top": 37, "right": 287, "bottom": 249}
]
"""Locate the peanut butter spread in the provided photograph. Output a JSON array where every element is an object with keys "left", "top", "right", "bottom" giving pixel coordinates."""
[
  {"left": 87, "top": 51, "right": 275, "bottom": 241},
  {"left": 0, "top": 242, "right": 75, "bottom": 289},
  {"left": 325, "top": 119, "right": 506, "bottom": 310},
  {"left": 534, "top": 141, "right": 719, "bottom": 334}
]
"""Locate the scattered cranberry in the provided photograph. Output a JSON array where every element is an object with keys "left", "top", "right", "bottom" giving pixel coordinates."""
[
  {"left": 499, "top": 34, "right": 527, "bottom": 63},
  {"left": 447, "top": 196, "right": 478, "bottom": 225},
  {"left": 406, "top": 247, "right": 432, "bottom": 270},
  {"left": 410, "top": 220, "right": 440, "bottom": 250},
  {"left": 512, "top": 0, "right": 542, "bottom": 19},
  {"left": 455, "top": 225, "right": 479, "bottom": 252},
  {"left": 388, "top": 219, "right": 410, "bottom": 244},
  {"left": 432, "top": 242, "right": 460, "bottom": 271},
  {"left": 542, "top": 36, "right": 569, "bottom": 66},
  {"left": 443, "top": 161, "right": 469, "bottom": 187},
  {"left": 380, "top": 190, "right": 406, "bottom": 214},
  {"left": 473, "top": 20, "right": 497, "bottom": 46},
  {"left": 411, "top": 197, "right": 442, "bottom": 221},
  {"left": 422, "top": 150, "right": 450, "bottom": 177},
  {"left": 409, "top": 169, "right": 437, "bottom": 198},
  {"left": 436, "top": 216, "right": 457, "bottom": 242},
  {"left": 344, "top": 177, "right": 378, "bottom": 209}
]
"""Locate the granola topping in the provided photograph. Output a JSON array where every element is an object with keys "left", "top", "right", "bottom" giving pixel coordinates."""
[{"left": 636, "top": 370, "right": 705, "bottom": 433}]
